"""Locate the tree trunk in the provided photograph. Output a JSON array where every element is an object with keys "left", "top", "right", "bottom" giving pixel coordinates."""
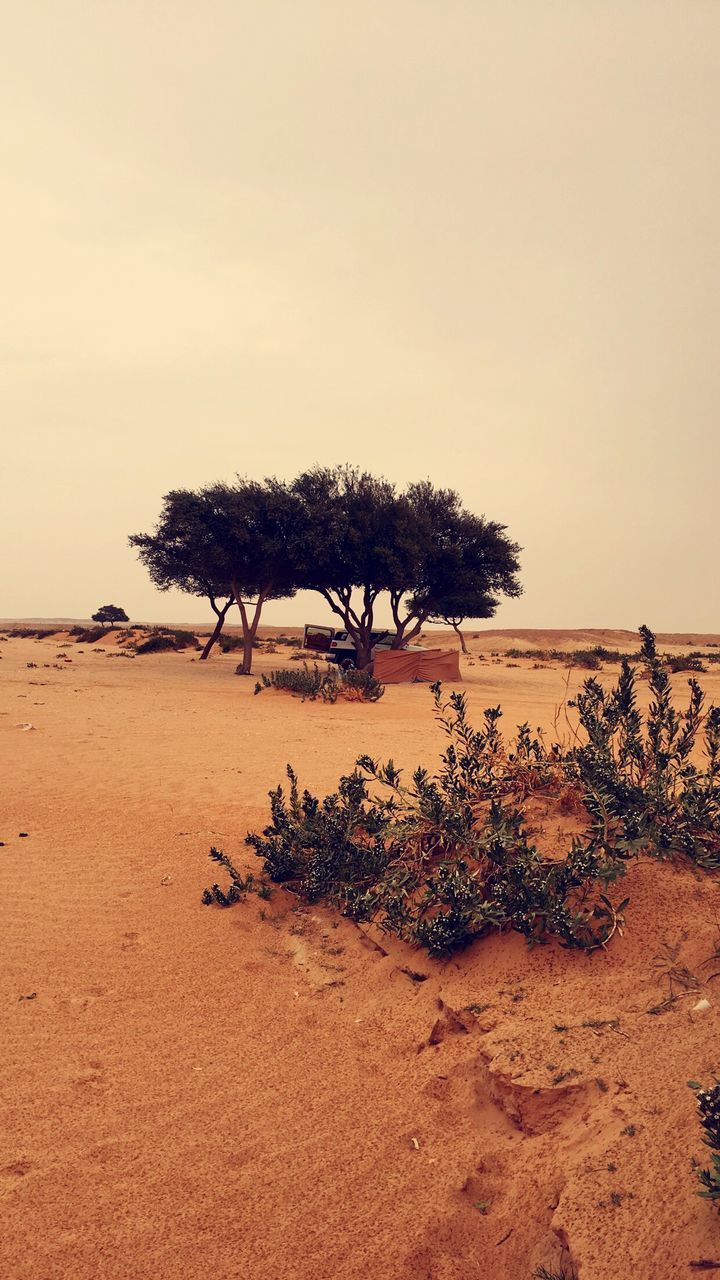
[
  {"left": 232, "top": 582, "right": 266, "bottom": 676},
  {"left": 452, "top": 622, "right": 469, "bottom": 655},
  {"left": 354, "top": 639, "right": 373, "bottom": 670},
  {"left": 199, "top": 597, "right": 233, "bottom": 661},
  {"left": 200, "top": 614, "right": 225, "bottom": 661}
]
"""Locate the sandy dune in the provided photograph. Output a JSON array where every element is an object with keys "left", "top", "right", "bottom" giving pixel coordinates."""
[{"left": 3, "top": 631, "right": 720, "bottom": 1279}]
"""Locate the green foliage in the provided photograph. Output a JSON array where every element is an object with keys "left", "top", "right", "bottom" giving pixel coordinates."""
[
  {"left": 292, "top": 466, "right": 521, "bottom": 666},
  {"left": 505, "top": 644, "right": 717, "bottom": 672},
  {"left": 130, "top": 479, "right": 301, "bottom": 673},
  {"left": 691, "top": 1080, "right": 720, "bottom": 1207},
  {"left": 254, "top": 663, "right": 385, "bottom": 703},
  {"left": 196, "top": 627, "right": 720, "bottom": 957},
  {"left": 201, "top": 847, "right": 267, "bottom": 906},
  {"left": 241, "top": 685, "right": 627, "bottom": 957},
  {"left": 568, "top": 625, "right": 720, "bottom": 869}
]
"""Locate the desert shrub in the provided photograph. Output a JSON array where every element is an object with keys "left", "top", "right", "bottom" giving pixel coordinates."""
[
  {"left": 568, "top": 626, "right": 720, "bottom": 869},
  {"left": 218, "top": 634, "right": 261, "bottom": 653},
  {"left": 73, "top": 627, "right": 107, "bottom": 644},
  {"left": 667, "top": 654, "right": 706, "bottom": 673},
  {"left": 201, "top": 847, "right": 269, "bottom": 906},
  {"left": 339, "top": 667, "right": 386, "bottom": 701},
  {"left": 690, "top": 1080, "right": 720, "bottom": 1207},
  {"left": 506, "top": 646, "right": 631, "bottom": 666},
  {"left": 207, "top": 628, "right": 720, "bottom": 955},
  {"left": 572, "top": 651, "right": 602, "bottom": 670},
  {"left": 135, "top": 628, "right": 199, "bottom": 654},
  {"left": 253, "top": 663, "right": 384, "bottom": 703},
  {"left": 240, "top": 691, "right": 626, "bottom": 955},
  {"left": 135, "top": 634, "right": 178, "bottom": 654}
]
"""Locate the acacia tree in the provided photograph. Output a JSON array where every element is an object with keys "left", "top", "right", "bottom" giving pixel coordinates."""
[
  {"left": 202, "top": 479, "right": 301, "bottom": 674},
  {"left": 130, "top": 479, "right": 301, "bottom": 675},
  {"left": 388, "top": 484, "right": 522, "bottom": 648},
  {"left": 293, "top": 466, "right": 411, "bottom": 670},
  {"left": 129, "top": 491, "right": 236, "bottom": 660},
  {"left": 92, "top": 604, "right": 129, "bottom": 629}
]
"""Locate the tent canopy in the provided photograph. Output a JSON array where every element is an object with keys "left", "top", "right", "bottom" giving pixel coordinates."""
[{"left": 373, "top": 648, "right": 461, "bottom": 684}]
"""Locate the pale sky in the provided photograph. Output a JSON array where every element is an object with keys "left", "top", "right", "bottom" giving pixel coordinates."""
[{"left": 2, "top": 2, "right": 718, "bottom": 630}]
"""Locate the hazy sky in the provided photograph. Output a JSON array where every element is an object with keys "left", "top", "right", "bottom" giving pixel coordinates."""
[{"left": 2, "top": 2, "right": 718, "bottom": 629}]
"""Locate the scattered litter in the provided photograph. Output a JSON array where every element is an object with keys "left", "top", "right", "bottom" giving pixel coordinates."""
[
  {"left": 410, "top": 1137, "right": 420, "bottom": 1150},
  {"left": 18, "top": 833, "right": 29, "bottom": 838},
  {"left": 160, "top": 875, "right": 172, "bottom": 886},
  {"left": 18, "top": 993, "right": 37, "bottom": 1002},
  {"left": 15, "top": 723, "right": 35, "bottom": 731},
  {"left": 693, "top": 998, "right": 712, "bottom": 1013}
]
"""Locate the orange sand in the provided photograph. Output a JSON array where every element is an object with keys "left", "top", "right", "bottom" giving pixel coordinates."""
[{"left": 3, "top": 630, "right": 720, "bottom": 1279}]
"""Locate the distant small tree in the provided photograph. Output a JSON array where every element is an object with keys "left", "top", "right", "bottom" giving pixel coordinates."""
[{"left": 92, "top": 604, "right": 129, "bottom": 629}]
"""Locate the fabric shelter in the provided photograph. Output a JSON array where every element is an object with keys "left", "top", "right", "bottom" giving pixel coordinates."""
[{"left": 373, "top": 648, "right": 461, "bottom": 684}]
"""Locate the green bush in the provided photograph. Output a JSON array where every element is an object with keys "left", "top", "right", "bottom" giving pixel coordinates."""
[
  {"left": 254, "top": 663, "right": 384, "bottom": 703},
  {"left": 691, "top": 1080, "right": 720, "bottom": 1208},
  {"left": 201, "top": 627, "right": 720, "bottom": 957}
]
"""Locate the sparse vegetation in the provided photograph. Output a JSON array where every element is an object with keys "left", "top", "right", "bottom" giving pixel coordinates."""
[
  {"left": 691, "top": 1080, "right": 720, "bottom": 1208},
  {"left": 205, "top": 627, "right": 720, "bottom": 958},
  {"left": 135, "top": 628, "right": 199, "bottom": 654},
  {"left": 532, "top": 1264, "right": 578, "bottom": 1280},
  {"left": 201, "top": 847, "right": 270, "bottom": 906},
  {"left": 253, "top": 663, "right": 384, "bottom": 703},
  {"left": 73, "top": 627, "right": 107, "bottom": 644}
]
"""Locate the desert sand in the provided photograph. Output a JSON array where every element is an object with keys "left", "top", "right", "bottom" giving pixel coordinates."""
[{"left": 3, "top": 627, "right": 720, "bottom": 1279}]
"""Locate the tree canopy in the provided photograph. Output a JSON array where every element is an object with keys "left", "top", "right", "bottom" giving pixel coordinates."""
[
  {"left": 130, "top": 480, "right": 301, "bottom": 672},
  {"left": 292, "top": 466, "right": 414, "bottom": 668},
  {"left": 92, "top": 604, "right": 129, "bottom": 629},
  {"left": 292, "top": 468, "right": 521, "bottom": 665},
  {"left": 131, "top": 467, "right": 522, "bottom": 671}
]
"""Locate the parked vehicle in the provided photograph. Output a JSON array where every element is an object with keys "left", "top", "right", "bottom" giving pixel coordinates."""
[{"left": 302, "top": 624, "right": 417, "bottom": 668}]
